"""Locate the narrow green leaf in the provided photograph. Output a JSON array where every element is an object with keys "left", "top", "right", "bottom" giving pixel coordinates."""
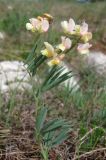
[
  {"left": 46, "top": 67, "right": 65, "bottom": 85},
  {"left": 36, "top": 107, "right": 48, "bottom": 132},
  {"left": 41, "top": 66, "right": 58, "bottom": 87},
  {"left": 52, "top": 135, "right": 69, "bottom": 148},
  {"left": 42, "top": 119, "right": 58, "bottom": 131},
  {"left": 42, "top": 119, "right": 66, "bottom": 133},
  {"left": 51, "top": 129, "right": 70, "bottom": 147},
  {"left": 42, "top": 74, "right": 73, "bottom": 91},
  {"left": 43, "top": 131, "right": 55, "bottom": 145}
]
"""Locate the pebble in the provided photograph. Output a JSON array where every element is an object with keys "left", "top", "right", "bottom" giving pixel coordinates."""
[
  {"left": 0, "top": 61, "right": 30, "bottom": 93},
  {"left": 86, "top": 51, "right": 106, "bottom": 76}
]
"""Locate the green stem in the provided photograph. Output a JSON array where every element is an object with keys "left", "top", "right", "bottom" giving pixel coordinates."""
[{"left": 40, "top": 144, "right": 49, "bottom": 160}]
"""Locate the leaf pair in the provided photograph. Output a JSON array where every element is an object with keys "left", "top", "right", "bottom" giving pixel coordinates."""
[
  {"left": 40, "top": 65, "right": 73, "bottom": 92},
  {"left": 35, "top": 107, "right": 72, "bottom": 149}
]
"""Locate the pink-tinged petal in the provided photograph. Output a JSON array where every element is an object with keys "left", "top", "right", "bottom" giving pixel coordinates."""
[
  {"left": 59, "top": 36, "right": 72, "bottom": 51},
  {"left": 61, "top": 36, "right": 72, "bottom": 49},
  {"left": 64, "top": 38, "right": 72, "bottom": 49},
  {"left": 80, "top": 22, "right": 88, "bottom": 35},
  {"left": 41, "top": 19, "right": 49, "bottom": 32},
  {"left": 77, "top": 43, "right": 92, "bottom": 54},
  {"left": 68, "top": 18, "right": 76, "bottom": 32},
  {"left": 78, "top": 43, "right": 92, "bottom": 50},
  {"left": 29, "top": 18, "right": 39, "bottom": 28}
]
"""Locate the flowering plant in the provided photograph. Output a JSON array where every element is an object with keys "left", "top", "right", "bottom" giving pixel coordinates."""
[{"left": 26, "top": 13, "right": 92, "bottom": 159}]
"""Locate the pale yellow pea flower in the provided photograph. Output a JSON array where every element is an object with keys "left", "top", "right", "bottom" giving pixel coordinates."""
[
  {"left": 77, "top": 43, "right": 92, "bottom": 54},
  {"left": 61, "top": 18, "right": 76, "bottom": 34},
  {"left": 41, "top": 42, "right": 57, "bottom": 58},
  {"left": 26, "top": 17, "right": 49, "bottom": 33},
  {"left": 57, "top": 36, "right": 72, "bottom": 51},
  {"left": 80, "top": 22, "right": 92, "bottom": 42},
  {"left": 47, "top": 54, "right": 65, "bottom": 66},
  {"left": 61, "top": 19, "right": 92, "bottom": 42}
]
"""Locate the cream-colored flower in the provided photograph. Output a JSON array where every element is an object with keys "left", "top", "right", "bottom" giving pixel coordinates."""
[
  {"left": 41, "top": 42, "right": 56, "bottom": 58},
  {"left": 26, "top": 17, "right": 49, "bottom": 33},
  {"left": 61, "top": 18, "right": 76, "bottom": 34},
  {"left": 77, "top": 43, "right": 92, "bottom": 54},
  {"left": 57, "top": 36, "right": 72, "bottom": 51},
  {"left": 48, "top": 54, "right": 65, "bottom": 66},
  {"left": 80, "top": 22, "right": 92, "bottom": 42},
  {"left": 61, "top": 19, "right": 92, "bottom": 42}
]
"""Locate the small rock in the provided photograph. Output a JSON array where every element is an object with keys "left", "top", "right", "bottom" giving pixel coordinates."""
[
  {"left": 0, "top": 32, "right": 5, "bottom": 40},
  {"left": 86, "top": 51, "right": 106, "bottom": 76},
  {"left": 0, "top": 61, "right": 30, "bottom": 93},
  {"left": 7, "top": 5, "right": 13, "bottom": 10}
]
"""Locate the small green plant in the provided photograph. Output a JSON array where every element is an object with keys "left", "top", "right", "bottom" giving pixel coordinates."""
[
  {"left": 78, "top": 126, "right": 105, "bottom": 152},
  {"left": 35, "top": 106, "right": 71, "bottom": 159},
  {"left": 25, "top": 13, "right": 92, "bottom": 159}
]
